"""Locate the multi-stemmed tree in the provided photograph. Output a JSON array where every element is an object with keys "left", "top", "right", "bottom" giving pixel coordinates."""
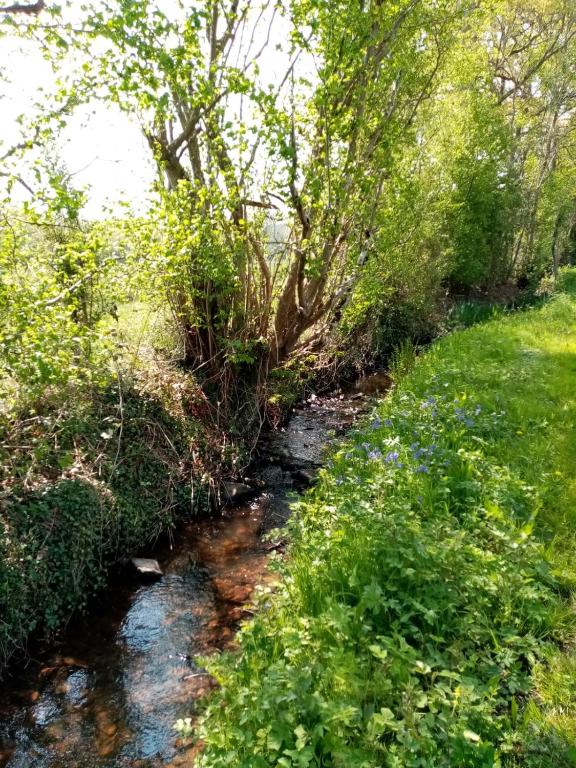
[{"left": 2, "top": 0, "right": 576, "bottom": 403}]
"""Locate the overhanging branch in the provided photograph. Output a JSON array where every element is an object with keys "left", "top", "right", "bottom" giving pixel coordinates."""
[{"left": 0, "top": 0, "right": 44, "bottom": 14}]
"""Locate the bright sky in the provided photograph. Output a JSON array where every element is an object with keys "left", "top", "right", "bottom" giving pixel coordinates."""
[
  {"left": 1, "top": 35, "right": 155, "bottom": 218},
  {"left": 0, "top": 3, "right": 305, "bottom": 219}
]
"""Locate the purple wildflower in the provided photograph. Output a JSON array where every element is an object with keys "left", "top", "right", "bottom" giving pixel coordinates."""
[
  {"left": 384, "top": 418, "right": 393, "bottom": 427},
  {"left": 368, "top": 448, "right": 382, "bottom": 460},
  {"left": 371, "top": 417, "right": 382, "bottom": 429},
  {"left": 416, "top": 464, "right": 429, "bottom": 474},
  {"left": 385, "top": 450, "right": 400, "bottom": 464}
]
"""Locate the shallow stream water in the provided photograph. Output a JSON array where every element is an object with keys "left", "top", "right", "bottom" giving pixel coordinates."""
[{"left": 0, "top": 375, "right": 389, "bottom": 768}]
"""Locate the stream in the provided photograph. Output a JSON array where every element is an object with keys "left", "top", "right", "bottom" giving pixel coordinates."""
[{"left": 0, "top": 374, "right": 389, "bottom": 768}]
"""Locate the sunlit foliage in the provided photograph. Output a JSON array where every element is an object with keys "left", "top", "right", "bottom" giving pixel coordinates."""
[{"left": 194, "top": 270, "right": 576, "bottom": 767}]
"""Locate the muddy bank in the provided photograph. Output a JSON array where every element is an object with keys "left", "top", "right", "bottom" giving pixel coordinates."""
[{"left": 0, "top": 375, "right": 389, "bottom": 768}]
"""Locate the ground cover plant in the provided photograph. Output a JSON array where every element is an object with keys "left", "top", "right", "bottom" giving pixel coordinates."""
[
  {"left": 193, "top": 269, "right": 576, "bottom": 767},
  {"left": 0, "top": 361, "right": 220, "bottom": 671}
]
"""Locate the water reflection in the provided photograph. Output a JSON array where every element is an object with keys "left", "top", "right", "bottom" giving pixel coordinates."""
[
  {"left": 0, "top": 384, "right": 381, "bottom": 767},
  {"left": 0, "top": 497, "right": 286, "bottom": 767}
]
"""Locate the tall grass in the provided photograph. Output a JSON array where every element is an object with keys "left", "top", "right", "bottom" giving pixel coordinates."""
[{"left": 193, "top": 269, "right": 576, "bottom": 767}]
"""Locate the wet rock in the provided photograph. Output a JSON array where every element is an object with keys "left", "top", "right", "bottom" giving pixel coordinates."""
[
  {"left": 55, "top": 680, "right": 70, "bottom": 695},
  {"left": 131, "top": 558, "right": 163, "bottom": 577},
  {"left": 292, "top": 468, "right": 317, "bottom": 487},
  {"left": 222, "top": 481, "right": 255, "bottom": 504},
  {"left": 13, "top": 689, "right": 40, "bottom": 704},
  {"left": 63, "top": 656, "right": 89, "bottom": 668},
  {"left": 264, "top": 539, "right": 287, "bottom": 554},
  {"left": 39, "top": 665, "right": 59, "bottom": 679}
]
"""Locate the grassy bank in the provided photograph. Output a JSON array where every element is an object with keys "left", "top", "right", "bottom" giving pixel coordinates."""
[
  {"left": 0, "top": 361, "right": 217, "bottom": 673},
  {"left": 194, "top": 269, "right": 576, "bottom": 767}
]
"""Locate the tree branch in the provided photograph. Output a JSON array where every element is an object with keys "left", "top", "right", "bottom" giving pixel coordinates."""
[{"left": 0, "top": 0, "right": 44, "bottom": 14}]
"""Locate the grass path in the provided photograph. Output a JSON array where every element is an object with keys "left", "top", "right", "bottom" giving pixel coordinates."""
[{"left": 193, "top": 271, "right": 576, "bottom": 767}]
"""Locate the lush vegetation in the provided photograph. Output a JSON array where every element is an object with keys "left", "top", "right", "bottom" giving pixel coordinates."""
[
  {"left": 193, "top": 271, "right": 576, "bottom": 767},
  {"left": 0, "top": 200, "right": 223, "bottom": 670},
  {"left": 0, "top": 356, "right": 220, "bottom": 668},
  {"left": 1, "top": 0, "right": 576, "bottom": 751},
  {"left": 2, "top": 0, "right": 576, "bottom": 399}
]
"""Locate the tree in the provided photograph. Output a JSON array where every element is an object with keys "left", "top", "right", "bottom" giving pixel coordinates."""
[
  {"left": 21, "top": 0, "right": 467, "bottom": 392},
  {"left": 0, "top": 1, "right": 44, "bottom": 15},
  {"left": 3, "top": 0, "right": 576, "bottom": 408}
]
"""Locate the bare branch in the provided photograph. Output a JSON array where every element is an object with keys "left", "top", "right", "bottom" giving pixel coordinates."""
[
  {"left": 0, "top": 170, "right": 35, "bottom": 195},
  {"left": 0, "top": 0, "right": 44, "bottom": 14}
]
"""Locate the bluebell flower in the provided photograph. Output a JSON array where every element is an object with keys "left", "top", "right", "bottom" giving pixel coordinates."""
[
  {"left": 416, "top": 464, "right": 429, "bottom": 474},
  {"left": 368, "top": 448, "right": 382, "bottom": 460},
  {"left": 371, "top": 417, "right": 382, "bottom": 429},
  {"left": 384, "top": 418, "right": 393, "bottom": 427},
  {"left": 385, "top": 450, "right": 400, "bottom": 464}
]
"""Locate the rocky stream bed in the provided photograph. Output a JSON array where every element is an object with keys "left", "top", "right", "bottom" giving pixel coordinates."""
[{"left": 0, "top": 374, "right": 390, "bottom": 768}]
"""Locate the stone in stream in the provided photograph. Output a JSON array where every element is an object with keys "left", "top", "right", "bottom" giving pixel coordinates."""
[
  {"left": 131, "top": 558, "right": 163, "bottom": 577},
  {"left": 222, "top": 481, "right": 255, "bottom": 504},
  {"left": 292, "top": 468, "right": 317, "bottom": 487}
]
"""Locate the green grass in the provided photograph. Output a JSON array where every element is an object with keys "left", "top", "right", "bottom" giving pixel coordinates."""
[{"left": 193, "top": 269, "right": 576, "bottom": 767}]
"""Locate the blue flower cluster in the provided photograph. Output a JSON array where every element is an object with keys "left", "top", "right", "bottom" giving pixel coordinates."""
[
  {"left": 351, "top": 393, "right": 492, "bottom": 480},
  {"left": 384, "top": 450, "right": 402, "bottom": 467}
]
